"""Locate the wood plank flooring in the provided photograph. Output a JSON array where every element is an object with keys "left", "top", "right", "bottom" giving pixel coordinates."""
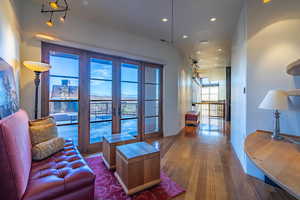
[{"left": 147, "top": 119, "right": 296, "bottom": 200}]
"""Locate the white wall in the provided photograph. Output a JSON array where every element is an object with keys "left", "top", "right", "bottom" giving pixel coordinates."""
[
  {"left": 246, "top": 0, "right": 300, "bottom": 178},
  {"left": 230, "top": 3, "right": 247, "bottom": 171},
  {"left": 19, "top": 0, "right": 190, "bottom": 136},
  {"left": 231, "top": 0, "right": 300, "bottom": 178},
  {"left": 0, "top": 0, "right": 21, "bottom": 86},
  {"left": 178, "top": 58, "right": 192, "bottom": 128}
]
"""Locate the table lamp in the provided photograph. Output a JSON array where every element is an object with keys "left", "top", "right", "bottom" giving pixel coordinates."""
[
  {"left": 259, "top": 90, "right": 289, "bottom": 140},
  {"left": 23, "top": 61, "right": 51, "bottom": 119}
]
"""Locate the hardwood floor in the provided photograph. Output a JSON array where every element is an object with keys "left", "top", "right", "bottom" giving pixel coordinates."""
[{"left": 147, "top": 118, "right": 296, "bottom": 200}]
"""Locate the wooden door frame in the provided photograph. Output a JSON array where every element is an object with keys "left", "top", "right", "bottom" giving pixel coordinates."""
[
  {"left": 119, "top": 59, "right": 143, "bottom": 141},
  {"left": 41, "top": 42, "right": 87, "bottom": 151},
  {"left": 41, "top": 42, "right": 164, "bottom": 153}
]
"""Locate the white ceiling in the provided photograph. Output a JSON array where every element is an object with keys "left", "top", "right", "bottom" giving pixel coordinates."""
[{"left": 37, "top": 0, "right": 243, "bottom": 68}]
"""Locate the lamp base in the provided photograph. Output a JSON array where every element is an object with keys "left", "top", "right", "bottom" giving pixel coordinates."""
[
  {"left": 272, "top": 110, "right": 284, "bottom": 140},
  {"left": 271, "top": 134, "right": 284, "bottom": 140}
]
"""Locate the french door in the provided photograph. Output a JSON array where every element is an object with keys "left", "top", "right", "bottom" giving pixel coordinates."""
[{"left": 41, "top": 43, "right": 162, "bottom": 152}]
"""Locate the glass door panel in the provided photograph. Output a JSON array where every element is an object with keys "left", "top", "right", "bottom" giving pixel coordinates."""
[
  {"left": 89, "top": 58, "right": 113, "bottom": 143},
  {"left": 145, "top": 117, "right": 159, "bottom": 134},
  {"left": 120, "top": 63, "right": 139, "bottom": 136},
  {"left": 48, "top": 51, "right": 80, "bottom": 145},
  {"left": 144, "top": 66, "right": 161, "bottom": 135}
]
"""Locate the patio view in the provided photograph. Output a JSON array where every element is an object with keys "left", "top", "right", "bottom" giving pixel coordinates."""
[
  {"left": 49, "top": 53, "right": 141, "bottom": 144},
  {"left": 48, "top": 51, "right": 159, "bottom": 145}
]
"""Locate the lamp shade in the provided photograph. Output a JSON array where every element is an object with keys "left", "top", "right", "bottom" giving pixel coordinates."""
[
  {"left": 23, "top": 61, "right": 51, "bottom": 72},
  {"left": 259, "top": 90, "right": 289, "bottom": 110}
]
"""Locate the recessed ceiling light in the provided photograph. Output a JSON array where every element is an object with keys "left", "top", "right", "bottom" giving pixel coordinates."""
[
  {"left": 161, "top": 18, "right": 168, "bottom": 22},
  {"left": 182, "top": 35, "right": 189, "bottom": 39},
  {"left": 200, "top": 40, "right": 209, "bottom": 44},
  {"left": 210, "top": 17, "right": 217, "bottom": 22},
  {"left": 218, "top": 48, "right": 223, "bottom": 52},
  {"left": 82, "top": 0, "right": 89, "bottom": 6}
]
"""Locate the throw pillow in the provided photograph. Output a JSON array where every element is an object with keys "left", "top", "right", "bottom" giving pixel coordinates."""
[
  {"left": 32, "top": 137, "right": 65, "bottom": 161},
  {"left": 29, "top": 123, "right": 58, "bottom": 146},
  {"left": 29, "top": 116, "right": 56, "bottom": 126}
]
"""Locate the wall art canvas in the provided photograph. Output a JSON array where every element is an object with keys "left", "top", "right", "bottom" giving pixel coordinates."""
[{"left": 0, "top": 58, "right": 19, "bottom": 119}]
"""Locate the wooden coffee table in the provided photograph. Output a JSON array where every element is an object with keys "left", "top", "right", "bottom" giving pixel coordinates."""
[
  {"left": 114, "top": 142, "right": 160, "bottom": 195},
  {"left": 102, "top": 134, "right": 136, "bottom": 170}
]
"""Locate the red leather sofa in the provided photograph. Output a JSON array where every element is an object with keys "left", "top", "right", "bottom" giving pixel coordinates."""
[{"left": 0, "top": 110, "right": 95, "bottom": 200}]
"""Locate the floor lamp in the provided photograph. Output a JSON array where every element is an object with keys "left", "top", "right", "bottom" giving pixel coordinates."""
[{"left": 23, "top": 61, "right": 51, "bottom": 119}]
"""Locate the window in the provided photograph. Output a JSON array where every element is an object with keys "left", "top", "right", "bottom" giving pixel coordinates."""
[
  {"left": 200, "top": 78, "right": 219, "bottom": 102},
  {"left": 199, "top": 78, "right": 221, "bottom": 117}
]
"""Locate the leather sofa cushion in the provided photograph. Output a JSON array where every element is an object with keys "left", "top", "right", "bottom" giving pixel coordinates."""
[
  {"left": 32, "top": 137, "right": 65, "bottom": 161},
  {"left": 0, "top": 109, "right": 32, "bottom": 200},
  {"left": 22, "top": 141, "right": 95, "bottom": 200}
]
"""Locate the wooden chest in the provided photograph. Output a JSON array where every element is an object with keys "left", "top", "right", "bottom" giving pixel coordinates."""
[
  {"left": 114, "top": 142, "right": 160, "bottom": 195},
  {"left": 102, "top": 134, "right": 137, "bottom": 170}
]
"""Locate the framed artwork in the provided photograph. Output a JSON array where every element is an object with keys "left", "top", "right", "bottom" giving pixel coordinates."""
[{"left": 0, "top": 58, "right": 19, "bottom": 119}]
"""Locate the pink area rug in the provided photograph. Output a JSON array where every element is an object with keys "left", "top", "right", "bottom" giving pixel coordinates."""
[{"left": 86, "top": 156, "right": 185, "bottom": 200}]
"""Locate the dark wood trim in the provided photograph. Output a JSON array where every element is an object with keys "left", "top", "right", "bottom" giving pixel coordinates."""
[
  {"left": 137, "top": 61, "right": 142, "bottom": 141},
  {"left": 140, "top": 63, "right": 145, "bottom": 141},
  {"left": 79, "top": 51, "right": 89, "bottom": 153},
  {"left": 42, "top": 42, "right": 162, "bottom": 68},
  {"left": 49, "top": 99, "right": 78, "bottom": 102},
  {"left": 90, "top": 119, "right": 113, "bottom": 123},
  {"left": 120, "top": 117, "right": 139, "bottom": 121},
  {"left": 120, "top": 58, "right": 141, "bottom": 66},
  {"left": 159, "top": 66, "right": 163, "bottom": 134},
  {"left": 41, "top": 42, "right": 50, "bottom": 117},
  {"left": 86, "top": 142, "right": 102, "bottom": 154},
  {"left": 144, "top": 131, "right": 163, "bottom": 139},
  {"left": 112, "top": 58, "right": 121, "bottom": 134},
  {"left": 90, "top": 99, "right": 113, "bottom": 102},
  {"left": 226, "top": 66, "right": 231, "bottom": 122},
  {"left": 56, "top": 122, "right": 78, "bottom": 126}
]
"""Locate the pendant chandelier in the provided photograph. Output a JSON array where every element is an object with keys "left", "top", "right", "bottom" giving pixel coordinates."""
[{"left": 41, "top": 0, "right": 69, "bottom": 27}]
